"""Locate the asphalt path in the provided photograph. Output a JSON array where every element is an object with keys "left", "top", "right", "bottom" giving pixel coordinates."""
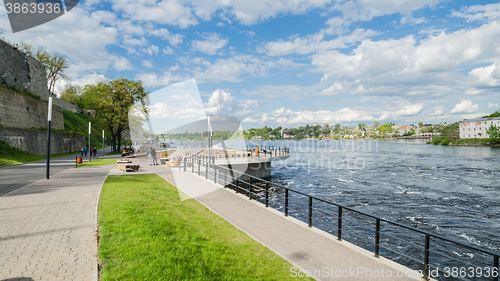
[{"left": 0, "top": 147, "right": 113, "bottom": 196}]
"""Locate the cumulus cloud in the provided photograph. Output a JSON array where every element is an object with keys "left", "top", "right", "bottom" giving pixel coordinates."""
[
  {"left": 488, "top": 102, "right": 499, "bottom": 109},
  {"left": 142, "top": 60, "right": 154, "bottom": 68},
  {"left": 450, "top": 100, "right": 479, "bottom": 114},
  {"left": 393, "top": 103, "right": 425, "bottom": 117},
  {"left": 191, "top": 33, "right": 228, "bottom": 55},
  {"left": 204, "top": 89, "right": 258, "bottom": 116},
  {"left": 452, "top": 3, "right": 500, "bottom": 23},
  {"left": 148, "top": 28, "right": 184, "bottom": 46}
]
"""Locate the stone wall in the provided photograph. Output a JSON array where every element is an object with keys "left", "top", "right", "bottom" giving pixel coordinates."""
[
  {"left": 26, "top": 56, "right": 51, "bottom": 100},
  {"left": 0, "top": 87, "right": 64, "bottom": 130},
  {"left": 0, "top": 40, "right": 31, "bottom": 92},
  {"left": 0, "top": 127, "right": 85, "bottom": 155}
]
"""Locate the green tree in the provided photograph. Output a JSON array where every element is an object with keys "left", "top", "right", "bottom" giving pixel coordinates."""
[
  {"left": 60, "top": 84, "right": 82, "bottom": 104},
  {"left": 487, "top": 125, "right": 500, "bottom": 145},
  {"left": 89, "top": 79, "right": 149, "bottom": 152},
  {"left": 373, "top": 121, "right": 380, "bottom": 128},
  {"left": 483, "top": 111, "right": 500, "bottom": 118},
  {"left": 418, "top": 122, "right": 424, "bottom": 128},
  {"left": 18, "top": 41, "right": 69, "bottom": 94}
]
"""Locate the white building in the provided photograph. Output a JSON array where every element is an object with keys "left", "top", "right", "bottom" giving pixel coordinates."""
[{"left": 459, "top": 117, "right": 500, "bottom": 139}]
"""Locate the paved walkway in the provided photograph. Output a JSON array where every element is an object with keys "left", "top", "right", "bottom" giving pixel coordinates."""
[
  {"left": 133, "top": 159, "right": 423, "bottom": 281},
  {"left": 0, "top": 147, "right": 112, "bottom": 196},
  {"left": 0, "top": 165, "right": 112, "bottom": 281}
]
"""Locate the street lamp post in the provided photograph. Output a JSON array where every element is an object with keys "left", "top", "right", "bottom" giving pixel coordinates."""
[
  {"left": 46, "top": 97, "right": 52, "bottom": 179},
  {"left": 102, "top": 130, "right": 105, "bottom": 157},
  {"left": 88, "top": 122, "right": 91, "bottom": 162},
  {"left": 70, "top": 134, "right": 72, "bottom": 153}
]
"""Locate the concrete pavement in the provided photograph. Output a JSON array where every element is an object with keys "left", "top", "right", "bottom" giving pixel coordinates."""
[
  {"left": 0, "top": 164, "right": 112, "bottom": 281},
  {"left": 0, "top": 147, "right": 111, "bottom": 196}
]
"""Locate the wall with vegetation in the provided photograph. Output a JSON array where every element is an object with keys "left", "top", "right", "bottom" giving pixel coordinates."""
[
  {"left": 0, "top": 87, "right": 64, "bottom": 130},
  {"left": 0, "top": 127, "right": 84, "bottom": 155}
]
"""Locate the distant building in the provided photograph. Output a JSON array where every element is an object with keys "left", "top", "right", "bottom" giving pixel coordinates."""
[{"left": 459, "top": 117, "right": 500, "bottom": 139}]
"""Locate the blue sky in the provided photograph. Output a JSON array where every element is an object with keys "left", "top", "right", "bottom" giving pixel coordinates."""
[{"left": 1, "top": 0, "right": 500, "bottom": 129}]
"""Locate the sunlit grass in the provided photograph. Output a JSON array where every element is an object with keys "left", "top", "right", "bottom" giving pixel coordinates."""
[{"left": 98, "top": 174, "right": 311, "bottom": 280}]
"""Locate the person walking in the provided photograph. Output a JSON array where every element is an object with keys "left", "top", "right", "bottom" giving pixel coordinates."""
[
  {"left": 84, "top": 146, "right": 87, "bottom": 156},
  {"left": 152, "top": 146, "right": 158, "bottom": 165},
  {"left": 93, "top": 147, "right": 97, "bottom": 157},
  {"left": 147, "top": 146, "right": 153, "bottom": 165},
  {"left": 81, "top": 147, "right": 84, "bottom": 156}
]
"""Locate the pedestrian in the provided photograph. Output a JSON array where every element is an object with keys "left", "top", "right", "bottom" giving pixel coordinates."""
[
  {"left": 148, "top": 146, "right": 153, "bottom": 165},
  {"left": 152, "top": 146, "right": 158, "bottom": 165},
  {"left": 84, "top": 146, "right": 87, "bottom": 156},
  {"left": 81, "top": 147, "right": 83, "bottom": 156},
  {"left": 93, "top": 147, "right": 97, "bottom": 157}
]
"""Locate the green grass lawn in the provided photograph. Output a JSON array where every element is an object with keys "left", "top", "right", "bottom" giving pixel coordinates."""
[
  {"left": 0, "top": 140, "right": 80, "bottom": 167},
  {"left": 76, "top": 158, "right": 117, "bottom": 168},
  {"left": 98, "top": 174, "right": 311, "bottom": 280}
]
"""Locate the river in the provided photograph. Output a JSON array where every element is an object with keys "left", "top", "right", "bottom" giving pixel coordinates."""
[{"left": 176, "top": 139, "right": 500, "bottom": 278}]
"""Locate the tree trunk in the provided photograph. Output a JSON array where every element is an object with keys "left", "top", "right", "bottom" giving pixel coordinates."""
[
  {"left": 117, "top": 134, "right": 122, "bottom": 153},
  {"left": 111, "top": 135, "right": 117, "bottom": 152}
]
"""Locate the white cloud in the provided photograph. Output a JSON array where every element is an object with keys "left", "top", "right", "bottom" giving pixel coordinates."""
[
  {"left": 242, "top": 107, "right": 376, "bottom": 125},
  {"left": 430, "top": 106, "right": 444, "bottom": 116},
  {"left": 149, "top": 102, "right": 170, "bottom": 119},
  {"left": 144, "top": 45, "right": 159, "bottom": 55},
  {"left": 113, "top": 57, "right": 133, "bottom": 70},
  {"left": 191, "top": 33, "right": 228, "bottom": 55},
  {"left": 450, "top": 100, "right": 479, "bottom": 114},
  {"left": 148, "top": 28, "right": 184, "bottom": 46},
  {"left": 452, "top": 3, "right": 500, "bottom": 23},
  {"left": 204, "top": 89, "right": 258, "bottom": 116},
  {"left": 142, "top": 60, "right": 154, "bottom": 68},
  {"left": 135, "top": 72, "right": 187, "bottom": 88},
  {"left": 54, "top": 73, "right": 107, "bottom": 95},
  {"left": 393, "top": 103, "right": 425, "bottom": 117},
  {"left": 163, "top": 46, "right": 175, "bottom": 55},
  {"left": 488, "top": 102, "right": 499, "bottom": 109},
  {"left": 260, "top": 28, "right": 379, "bottom": 56}
]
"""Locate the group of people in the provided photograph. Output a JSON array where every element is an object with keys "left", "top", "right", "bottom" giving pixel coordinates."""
[{"left": 81, "top": 146, "right": 97, "bottom": 157}]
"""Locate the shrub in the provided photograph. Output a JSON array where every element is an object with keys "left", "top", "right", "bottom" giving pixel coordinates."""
[
  {"left": 440, "top": 137, "right": 451, "bottom": 145},
  {"left": 432, "top": 137, "right": 441, "bottom": 145}
]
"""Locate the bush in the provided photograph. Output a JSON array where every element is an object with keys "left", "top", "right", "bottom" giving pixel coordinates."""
[
  {"left": 487, "top": 125, "right": 500, "bottom": 145},
  {"left": 432, "top": 137, "right": 442, "bottom": 145},
  {"left": 440, "top": 137, "right": 451, "bottom": 145}
]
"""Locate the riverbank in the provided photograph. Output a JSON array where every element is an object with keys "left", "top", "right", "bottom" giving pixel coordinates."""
[{"left": 426, "top": 137, "right": 500, "bottom": 146}]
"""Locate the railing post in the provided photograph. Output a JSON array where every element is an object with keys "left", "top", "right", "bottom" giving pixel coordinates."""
[
  {"left": 198, "top": 159, "right": 200, "bottom": 176},
  {"left": 192, "top": 156, "right": 194, "bottom": 173},
  {"left": 494, "top": 256, "right": 499, "bottom": 281},
  {"left": 249, "top": 177, "right": 252, "bottom": 200},
  {"left": 205, "top": 159, "right": 208, "bottom": 179},
  {"left": 183, "top": 157, "right": 186, "bottom": 172},
  {"left": 75, "top": 155, "right": 77, "bottom": 168},
  {"left": 214, "top": 166, "right": 217, "bottom": 184},
  {"left": 375, "top": 219, "right": 380, "bottom": 257},
  {"left": 337, "top": 206, "right": 342, "bottom": 241},
  {"left": 236, "top": 178, "right": 239, "bottom": 193},
  {"left": 265, "top": 182, "right": 269, "bottom": 207},
  {"left": 424, "top": 234, "right": 430, "bottom": 280},
  {"left": 285, "top": 189, "right": 289, "bottom": 216},
  {"left": 224, "top": 168, "right": 227, "bottom": 187},
  {"left": 308, "top": 196, "right": 312, "bottom": 227}
]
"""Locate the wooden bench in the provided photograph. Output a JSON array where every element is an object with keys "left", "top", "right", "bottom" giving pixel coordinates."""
[{"left": 117, "top": 164, "right": 140, "bottom": 172}]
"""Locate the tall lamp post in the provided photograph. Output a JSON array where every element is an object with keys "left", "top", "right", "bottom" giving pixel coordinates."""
[
  {"left": 46, "top": 97, "right": 52, "bottom": 179},
  {"left": 88, "top": 122, "right": 91, "bottom": 162},
  {"left": 102, "top": 130, "right": 105, "bottom": 157}
]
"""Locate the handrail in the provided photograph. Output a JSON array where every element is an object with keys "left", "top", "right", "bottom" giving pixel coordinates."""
[{"left": 182, "top": 154, "right": 500, "bottom": 280}]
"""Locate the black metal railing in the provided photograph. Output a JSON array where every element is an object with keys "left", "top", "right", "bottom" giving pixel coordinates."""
[{"left": 180, "top": 155, "right": 500, "bottom": 281}]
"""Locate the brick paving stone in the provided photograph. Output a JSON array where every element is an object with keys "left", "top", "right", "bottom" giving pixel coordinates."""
[{"left": 0, "top": 165, "right": 111, "bottom": 281}]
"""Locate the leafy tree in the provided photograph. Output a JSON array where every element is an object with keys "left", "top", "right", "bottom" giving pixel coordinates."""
[
  {"left": 483, "top": 111, "right": 500, "bottom": 118},
  {"left": 88, "top": 79, "right": 149, "bottom": 152},
  {"left": 18, "top": 41, "right": 69, "bottom": 94},
  {"left": 418, "top": 122, "right": 424, "bottom": 128},
  {"left": 487, "top": 125, "right": 500, "bottom": 145},
  {"left": 373, "top": 121, "right": 380, "bottom": 128}
]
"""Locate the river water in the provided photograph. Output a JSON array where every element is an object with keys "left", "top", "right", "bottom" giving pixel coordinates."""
[{"left": 177, "top": 139, "right": 500, "bottom": 278}]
